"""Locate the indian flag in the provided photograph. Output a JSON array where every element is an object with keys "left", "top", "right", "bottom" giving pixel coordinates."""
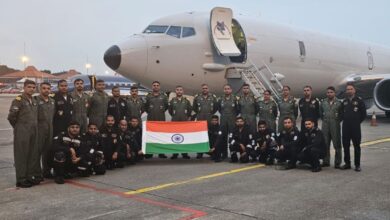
[{"left": 142, "top": 121, "right": 210, "bottom": 154}]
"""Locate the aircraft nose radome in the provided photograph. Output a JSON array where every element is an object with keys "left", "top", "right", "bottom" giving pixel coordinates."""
[{"left": 104, "top": 45, "right": 121, "bottom": 70}]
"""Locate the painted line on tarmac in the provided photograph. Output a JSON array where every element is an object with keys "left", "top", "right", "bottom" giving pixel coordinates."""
[
  {"left": 361, "top": 137, "right": 390, "bottom": 147},
  {"left": 125, "top": 164, "right": 265, "bottom": 195},
  {"left": 0, "top": 128, "right": 12, "bottom": 131},
  {"left": 67, "top": 180, "right": 207, "bottom": 220}
]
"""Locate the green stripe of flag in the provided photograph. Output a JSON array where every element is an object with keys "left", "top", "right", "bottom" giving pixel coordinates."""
[{"left": 145, "top": 142, "right": 210, "bottom": 154}]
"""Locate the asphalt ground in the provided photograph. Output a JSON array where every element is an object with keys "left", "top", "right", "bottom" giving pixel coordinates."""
[{"left": 0, "top": 95, "right": 389, "bottom": 220}]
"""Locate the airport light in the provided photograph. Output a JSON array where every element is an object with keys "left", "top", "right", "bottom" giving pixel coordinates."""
[
  {"left": 21, "top": 56, "right": 29, "bottom": 69},
  {"left": 85, "top": 63, "right": 92, "bottom": 74}
]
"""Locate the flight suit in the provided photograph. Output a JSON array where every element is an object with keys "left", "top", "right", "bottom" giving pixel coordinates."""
[
  {"left": 126, "top": 96, "right": 144, "bottom": 121},
  {"left": 88, "top": 91, "right": 109, "bottom": 129},
  {"left": 228, "top": 125, "right": 256, "bottom": 163},
  {"left": 193, "top": 93, "right": 218, "bottom": 123},
  {"left": 238, "top": 94, "right": 258, "bottom": 133},
  {"left": 298, "top": 97, "right": 320, "bottom": 130},
  {"left": 100, "top": 125, "right": 121, "bottom": 169},
  {"left": 320, "top": 98, "right": 343, "bottom": 167},
  {"left": 298, "top": 127, "right": 326, "bottom": 170},
  {"left": 258, "top": 100, "right": 278, "bottom": 131},
  {"left": 218, "top": 95, "right": 240, "bottom": 158},
  {"left": 169, "top": 97, "right": 192, "bottom": 158},
  {"left": 145, "top": 92, "right": 168, "bottom": 121},
  {"left": 254, "top": 128, "right": 277, "bottom": 164},
  {"left": 70, "top": 91, "right": 89, "bottom": 133},
  {"left": 275, "top": 127, "right": 300, "bottom": 167},
  {"left": 80, "top": 132, "right": 106, "bottom": 175},
  {"left": 277, "top": 96, "right": 298, "bottom": 132},
  {"left": 128, "top": 125, "right": 143, "bottom": 161},
  {"left": 53, "top": 92, "right": 73, "bottom": 136},
  {"left": 7, "top": 94, "right": 38, "bottom": 183},
  {"left": 34, "top": 95, "right": 55, "bottom": 177},
  {"left": 342, "top": 96, "right": 366, "bottom": 167},
  {"left": 207, "top": 124, "right": 224, "bottom": 161},
  {"left": 107, "top": 97, "right": 128, "bottom": 124},
  {"left": 52, "top": 132, "right": 81, "bottom": 178},
  {"left": 117, "top": 129, "right": 134, "bottom": 165}
]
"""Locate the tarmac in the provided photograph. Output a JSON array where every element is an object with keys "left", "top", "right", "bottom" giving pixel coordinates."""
[{"left": 0, "top": 95, "right": 389, "bottom": 220}]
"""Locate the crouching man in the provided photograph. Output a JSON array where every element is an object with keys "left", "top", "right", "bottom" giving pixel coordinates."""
[
  {"left": 228, "top": 117, "right": 256, "bottom": 163},
  {"left": 298, "top": 118, "right": 326, "bottom": 172},
  {"left": 52, "top": 121, "right": 82, "bottom": 184},
  {"left": 80, "top": 123, "right": 106, "bottom": 176},
  {"left": 275, "top": 117, "right": 300, "bottom": 170},
  {"left": 255, "top": 120, "right": 277, "bottom": 165}
]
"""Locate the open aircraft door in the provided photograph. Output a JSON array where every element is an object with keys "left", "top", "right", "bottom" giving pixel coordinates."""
[{"left": 210, "top": 7, "right": 242, "bottom": 57}]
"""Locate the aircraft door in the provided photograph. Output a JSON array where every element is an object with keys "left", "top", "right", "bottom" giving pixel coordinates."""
[{"left": 210, "top": 7, "right": 241, "bottom": 57}]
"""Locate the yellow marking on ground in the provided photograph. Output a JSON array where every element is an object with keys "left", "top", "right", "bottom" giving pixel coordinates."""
[
  {"left": 124, "top": 137, "right": 390, "bottom": 195},
  {"left": 125, "top": 164, "right": 265, "bottom": 195},
  {"left": 361, "top": 137, "right": 390, "bottom": 147}
]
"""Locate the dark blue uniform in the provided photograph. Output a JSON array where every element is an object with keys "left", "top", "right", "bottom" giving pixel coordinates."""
[
  {"left": 342, "top": 96, "right": 366, "bottom": 167},
  {"left": 298, "top": 127, "right": 326, "bottom": 171}
]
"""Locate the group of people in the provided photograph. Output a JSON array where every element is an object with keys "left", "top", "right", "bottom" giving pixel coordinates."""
[{"left": 8, "top": 78, "right": 367, "bottom": 188}]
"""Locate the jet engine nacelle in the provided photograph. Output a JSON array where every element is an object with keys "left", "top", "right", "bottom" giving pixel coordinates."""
[{"left": 374, "top": 78, "right": 390, "bottom": 111}]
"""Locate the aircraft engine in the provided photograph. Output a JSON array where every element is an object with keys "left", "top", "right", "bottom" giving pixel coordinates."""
[{"left": 374, "top": 78, "right": 390, "bottom": 113}]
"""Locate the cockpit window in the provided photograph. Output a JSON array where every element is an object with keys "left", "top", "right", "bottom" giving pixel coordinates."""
[
  {"left": 166, "top": 26, "right": 181, "bottom": 38},
  {"left": 182, "top": 27, "right": 196, "bottom": 38},
  {"left": 143, "top": 25, "right": 169, "bottom": 34}
]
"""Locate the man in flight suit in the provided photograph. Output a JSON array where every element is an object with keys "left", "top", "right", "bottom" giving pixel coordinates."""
[
  {"left": 341, "top": 83, "right": 367, "bottom": 172},
  {"left": 320, "top": 86, "right": 343, "bottom": 168},
  {"left": 8, "top": 80, "right": 39, "bottom": 187},
  {"left": 228, "top": 117, "right": 256, "bottom": 163},
  {"left": 144, "top": 81, "right": 169, "bottom": 158},
  {"left": 70, "top": 78, "right": 89, "bottom": 133},
  {"left": 275, "top": 117, "right": 300, "bottom": 170},
  {"left": 238, "top": 83, "right": 258, "bottom": 133},
  {"left": 88, "top": 79, "right": 109, "bottom": 128},
  {"left": 277, "top": 86, "right": 298, "bottom": 133},
  {"left": 107, "top": 86, "right": 128, "bottom": 125},
  {"left": 34, "top": 82, "right": 55, "bottom": 179},
  {"left": 218, "top": 84, "right": 240, "bottom": 160},
  {"left": 258, "top": 90, "right": 278, "bottom": 131},
  {"left": 53, "top": 80, "right": 73, "bottom": 136},
  {"left": 169, "top": 86, "right": 192, "bottom": 159},
  {"left": 298, "top": 85, "right": 320, "bottom": 131},
  {"left": 298, "top": 118, "right": 326, "bottom": 172}
]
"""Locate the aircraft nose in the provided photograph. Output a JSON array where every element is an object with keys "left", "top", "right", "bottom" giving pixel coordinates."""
[{"left": 104, "top": 45, "right": 121, "bottom": 70}]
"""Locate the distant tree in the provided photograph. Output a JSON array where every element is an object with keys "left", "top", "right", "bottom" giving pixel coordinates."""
[
  {"left": 41, "top": 69, "right": 52, "bottom": 74},
  {"left": 0, "top": 65, "right": 19, "bottom": 76}
]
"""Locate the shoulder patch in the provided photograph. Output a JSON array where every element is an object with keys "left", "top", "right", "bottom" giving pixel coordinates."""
[
  {"left": 236, "top": 96, "right": 240, "bottom": 100},
  {"left": 49, "top": 93, "right": 55, "bottom": 97},
  {"left": 15, "top": 96, "right": 22, "bottom": 101}
]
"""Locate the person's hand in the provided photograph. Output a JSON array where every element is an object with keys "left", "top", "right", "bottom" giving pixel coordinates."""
[
  {"left": 72, "top": 157, "right": 80, "bottom": 164},
  {"left": 112, "top": 152, "right": 118, "bottom": 160},
  {"left": 279, "top": 145, "right": 284, "bottom": 151},
  {"left": 126, "top": 152, "right": 132, "bottom": 159},
  {"left": 138, "top": 150, "right": 143, "bottom": 155}
]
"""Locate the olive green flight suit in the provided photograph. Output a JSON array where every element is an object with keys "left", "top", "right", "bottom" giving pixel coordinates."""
[
  {"left": 169, "top": 97, "right": 192, "bottom": 121},
  {"left": 70, "top": 91, "right": 89, "bottom": 133},
  {"left": 320, "top": 98, "right": 343, "bottom": 166},
  {"left": 193, "top": 93, "right": 218, "bottom": 123},
  {"left": 277, "top": 96, "right": 298, "bottom": 132},
  {"left": 238, "top": 94, "right": 258, "bottom": 133},
  {"left": 7, "top": 94, "right": 38, "bottom": 183},
  {"left": 145, "top": 92, "right": 168, "bottom": 121},
  {"left": 126, "top": 96, "right": 144, "bottom": 121},
  {"left": 258, "top": 99, "right": 278, "bottom": 131},
  {"left": 33, "top": 95, "right": 55, "bottom": 177},
  {"left": 88, "top": 91, "right": 109, "bottom": 128},
  {"left": 218, "top": 95, "right": 239, "bottom": 158}
]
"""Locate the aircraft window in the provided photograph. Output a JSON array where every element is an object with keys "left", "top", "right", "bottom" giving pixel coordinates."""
[
  {"left": 167, "top": 26, "right": 181, "bottom": 38},
  {"left": 143, "top": 25, "right": 169, "bottom": 34},
  {"left": 182, "top": 27, "right": 196, "bottom": 38},
  {"left": 299, "top": 41, "right": 306, "bottom": 57}
]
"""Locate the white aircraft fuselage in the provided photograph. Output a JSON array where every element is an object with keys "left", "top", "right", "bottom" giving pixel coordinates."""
[{"left": 104, "top": 8, "right": 390, "bottom": 112}]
